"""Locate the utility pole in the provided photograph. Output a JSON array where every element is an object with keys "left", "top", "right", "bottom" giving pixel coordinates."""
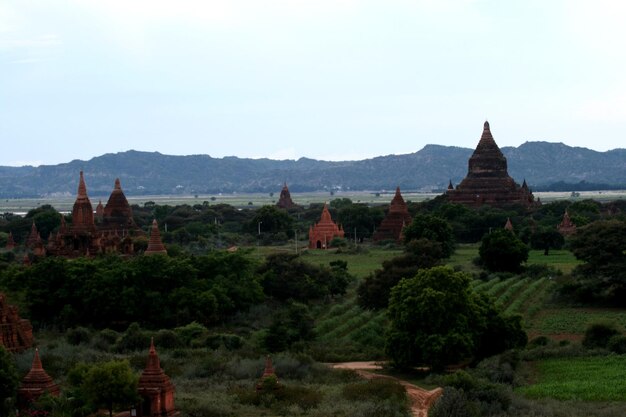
[
  {"left": 257, "top": 221, "right": 262, "bottom": 247},
  {"left": 294, "top": 229, "right": 298, "bottom": 254}
]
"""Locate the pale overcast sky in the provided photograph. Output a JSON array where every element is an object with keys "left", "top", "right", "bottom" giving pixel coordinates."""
[{"left": 1, "top": 0, "right": 625, "bottom": 166}]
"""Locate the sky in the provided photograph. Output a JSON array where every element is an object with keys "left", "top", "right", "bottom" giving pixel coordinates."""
[{"left": 1, "top": 0, "right": 626, "bottom": 167}]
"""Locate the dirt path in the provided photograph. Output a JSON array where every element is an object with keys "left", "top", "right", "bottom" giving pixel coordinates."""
[{"left": 331, "top": 362, "right": 443, "bottom": 417}]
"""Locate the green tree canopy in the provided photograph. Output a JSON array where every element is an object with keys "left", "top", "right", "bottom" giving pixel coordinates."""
[
  {"left": 529, "top": 227, "right": 564, "bottom": 256},
  {"left": 386, "top": 266, "right": 526, "bottom": 370},
  {"left": 358, "top": 238, "right": 444, "bottom": 309},
  {"left": 403, "top": 214, "right": 455, "bottom": 257},
  {"left": 479, "top": 229, "right": 529, "bottom": 272},
  {"left": 566, "top": 220, "right": 626, "bottom": 305},
  {"left": 80, "top": 361, "right": 139, "bottom": 417},
  {"left": 0, "top": 346, "right": 18, "bottom": 415}
]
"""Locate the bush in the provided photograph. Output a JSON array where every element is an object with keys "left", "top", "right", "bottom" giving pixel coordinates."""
[
  {"left": 154, "top": 329, "right": 183, "bottom": 349},
  {"left": 607, "top": 335, "right": 626, "bottom": 354},
  {"left": 115, "top": 323, "right": 149, "bottom": 352},
  {"left": 430, "top": 387, "right": 480, "bottom": 417},
  {"left": 91, "top": 329, "right": 119, "bottom": 351},
  {"left": 479, "top": 229, "right": 529, "bottom": 272},
  {"left": 527, "top": 336, "right": 550, "bottom": 348},
  {"left": 174, "top": 322, "right": 208, "bottom": 346},
  {"left": 342, "top": 378, "right": 407, "bottom": 403},
  {"left": 205, "top": 333, "right": 245, "bottom": 350},
  {"left": 582, "top": 322, "right": 620, "bottom": 349},
  {"left": 66, "top": 327, "right": 92, "bottom": 345}
]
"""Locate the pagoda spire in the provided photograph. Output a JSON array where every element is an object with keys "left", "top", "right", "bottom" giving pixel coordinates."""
[
  {"left": 145, "top": 219, "right": 167, "bottom": 255},
  {"left": 77, "top": 171, "right": 88, "bottom": 199},
  {"left": 504, "top": 217, "right": 514, "bottom": 232}
]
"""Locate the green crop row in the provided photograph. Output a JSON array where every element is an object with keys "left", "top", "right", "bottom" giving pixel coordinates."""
[
  {"left": 505, "top": 278, "right": 547, "bottom": 316},
  {"left": 495, "top": 278, "right": 529, "bottom": 308}
]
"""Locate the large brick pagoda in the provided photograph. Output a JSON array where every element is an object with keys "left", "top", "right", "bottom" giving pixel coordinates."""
[
  {"left": 447, "top": 121, "right": 537, "bottom": 208},
  {"left": 372, "top": 187, "right": 412, "bottom": 242}
]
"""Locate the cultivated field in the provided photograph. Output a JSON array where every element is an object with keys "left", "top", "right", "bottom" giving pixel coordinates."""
[{"left": 3, "top": 189, "right": 626, "bottom": 214}]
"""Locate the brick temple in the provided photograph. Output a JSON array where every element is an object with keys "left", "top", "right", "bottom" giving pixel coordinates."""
[
  {"left": 308, "top": 204, "right": 344, "bottom": 249},
  {"left": 0, "top": 293, "right": 33, "bottom": 353},
  {"left": 447, "top": 122, "right": 538, "bottom": 208},
  {"left": 276, "top": 182, "right": 297, "bottom": 209},
  {"left": 373, "top": 187, "right": 412, "bottom": 243}
]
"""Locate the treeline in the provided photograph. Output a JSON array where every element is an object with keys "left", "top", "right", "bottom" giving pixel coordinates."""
[{"left": 0, "top": 251, "right": 350, "bottom": 330}]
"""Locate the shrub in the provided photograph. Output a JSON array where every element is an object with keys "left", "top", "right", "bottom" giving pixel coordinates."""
[
  {"left": 528, "top": 336, "right": 550, "bottom": 348},
  {"left": 342, "top": 378, "right": 407, "bottom": 403},
  {"left": 582, "top": 322, "right": 620, "bottom": 349},
  {"left": 115, "top": 323, "right": 149, "bottom": 352},
  {"left": 154, "top": 329, "right": 183, "bottom": 349},
  {"left": 205, "top": 333, "right": 244, "bottom": 350},
  {"left": 430, "top": 387, "right": 480, "bottom": 417},
  {"left": 174, "top": 322, "right": 208, "bottom": 346},
  {"left": 91, "top": 329, "right": 119, "bottom": 351},
  {"left": 607, "top": 335, "right": 626, "bottom": 354},
  {"left": 66, "top": 327, "right": 91, "bottom": 346}
]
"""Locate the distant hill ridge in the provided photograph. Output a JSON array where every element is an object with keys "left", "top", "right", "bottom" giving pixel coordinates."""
[{"left": 0, "top": 142, "right": 625, "bottom": 198}]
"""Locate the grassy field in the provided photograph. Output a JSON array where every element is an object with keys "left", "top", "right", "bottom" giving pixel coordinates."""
[
  {"left": 517, "top": 356, "right": 626, "bottom": 401},
  {"left": 531, "top": 308, "right": 626, "bottom": 336}
]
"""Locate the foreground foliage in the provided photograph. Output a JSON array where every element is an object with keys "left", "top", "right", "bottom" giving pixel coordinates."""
[{"left": 386, "top": 266, "right": 527, "bottom": 370}]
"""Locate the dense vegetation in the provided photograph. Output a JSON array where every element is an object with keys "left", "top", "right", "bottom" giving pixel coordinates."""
[{"left": 2, "top": 194, "right": 626, "bottom": 416}]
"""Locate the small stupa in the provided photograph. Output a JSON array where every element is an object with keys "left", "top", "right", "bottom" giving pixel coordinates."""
[
  {"left": 5, "top": 232, "right": 16, "bottom": 250},
  {"left": 504, "top": 218, "right": 514, "bottom": 232},
  {"left": 276, "top": 183, "right": 297, "bottom": 209},
  {"left": 137, "top": 339, "right": 179, "bottom": 417},
  {"left": 145, "top": 220, "right": 167, "bottom": 255},
  {"left": 18, "top": 349, "right": 60, "bottom": 409},
  {"left": 557, "top": 210, "right": 577, "bottom": 236},
  {"left": 256, "top": 355, "right": 279, "bottom": 391},
  {"left": 373, "top": 187, "right": 413, "bottom": 242}
]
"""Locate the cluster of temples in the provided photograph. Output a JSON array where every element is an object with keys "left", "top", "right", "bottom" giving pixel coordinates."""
[
  {"left": 447, "top": 121, "right": 538, "bottom": 208},
  {"left": 10, "top": 172, "right": 169, "bottom": 258}
]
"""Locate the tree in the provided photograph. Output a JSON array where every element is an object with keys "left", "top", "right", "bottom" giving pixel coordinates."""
[
  {"left": 403, "top": 214, "right": 455, "bottom": 257},
  {"left": 259, "top": 253, "right": 350, "bottom": 302},
  {"left": 0, "top": 346, "right": 18, "bottom": 416},
  {"left": 264, "top": 302, "right": 314, "bottom": 352},
  {"left": 358, "top": 238, "right": 443, "bottom": 309},
  {"left": 248, "top": 205, "right": 294, "bottom": 238},
  {"left": 566, "top": 220, "right": 626, "bottom": 305},
  {"left": 81, "top": 361, "right": 138, "bottom": 417},
  {"left": 530, "top": 227, "right": 564, "bottom": 256},
  {"left": 386, "top": 266, "right": 526, "bottom": 370},
  {"left": 479, "top": 229, "right": 529, "bottom": 272}
]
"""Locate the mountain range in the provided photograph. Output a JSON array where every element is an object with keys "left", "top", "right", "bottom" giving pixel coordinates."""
[{"left": 1, "top": 142, "right": 625, "bottom": 198}]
